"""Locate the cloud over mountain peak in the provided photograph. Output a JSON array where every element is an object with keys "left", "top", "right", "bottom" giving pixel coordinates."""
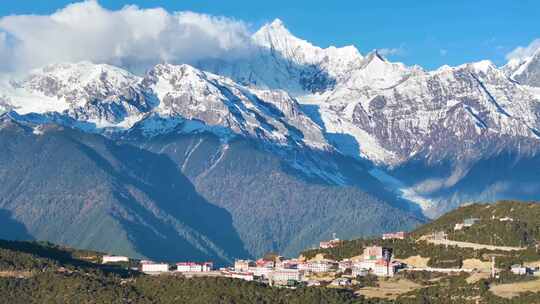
[{"left": 0, "top": 0, "right": 253, "bottom": 74}]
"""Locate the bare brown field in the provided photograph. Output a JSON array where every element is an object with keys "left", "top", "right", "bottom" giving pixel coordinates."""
[
  {"left": 490, "top": 278, "right": 540, "bottom": 298},
  {"left": 356, "top": 278, "right": 422, "bottom": 300}
]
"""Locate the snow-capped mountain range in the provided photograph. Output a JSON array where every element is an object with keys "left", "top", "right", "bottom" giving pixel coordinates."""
[{"left": 1, "top": 19, "right": 539, "bottom": 216}]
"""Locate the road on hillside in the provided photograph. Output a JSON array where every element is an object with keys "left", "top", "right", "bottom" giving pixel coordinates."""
[{"left": 425, "top": 238, "right": 526, "bottom": 251}]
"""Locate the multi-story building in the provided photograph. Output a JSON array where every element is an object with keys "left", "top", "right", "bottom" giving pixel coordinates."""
[
  {"left": 363, "top": 246, "right": 384, "bottom": 260},
  {"left": 354, "top": 256, "right": 400, "bottom": 277},
  {"left": 269, "top": 269, "right": 304, "bottom": 283},
  {"left": 141, "top": 262, "right": 169, "bottom": 273},
  {"left": 298, "top": 260, "right": 338, "bottom": 273},
  {"left": 234, "top": 260, "right": 255, "bottom": 272},
  {"left": 176, "top": 262, "right": 213, "bottom": 272}
]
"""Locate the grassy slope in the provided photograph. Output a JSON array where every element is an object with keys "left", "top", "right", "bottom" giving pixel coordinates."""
[
  {"left": 412, "top": 200, "right": 540, "bottom": 247},
  {"left": 301, "top": 201, "right": 540, "bottom": 269}
]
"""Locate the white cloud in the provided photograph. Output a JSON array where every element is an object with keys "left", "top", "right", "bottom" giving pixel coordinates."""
[
  {"left": 0, "top": 0, "right": 254, "bottom": 73},
  {"left": 505, "top": 38, "right": 540, "bottom": 61}
]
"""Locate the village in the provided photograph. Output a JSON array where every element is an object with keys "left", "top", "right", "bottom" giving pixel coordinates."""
[
  {"left": 102, "top": 239, "right": 401, "bottom": 288},
  {"left": 100, "top": 223, "right": 540, "bottom": 292}
]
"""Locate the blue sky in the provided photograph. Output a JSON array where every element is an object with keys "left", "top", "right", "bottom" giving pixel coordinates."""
[{"left": 1, "top": 0, "right": 539, "bottom": 69}]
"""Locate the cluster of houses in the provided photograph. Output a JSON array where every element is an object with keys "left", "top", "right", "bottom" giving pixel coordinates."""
[
  {"left": 225, "top": 244, "right": 403, "bottom": 286},
  {"left": 101, "top": 233, "right": 405, "bottom": 287}
]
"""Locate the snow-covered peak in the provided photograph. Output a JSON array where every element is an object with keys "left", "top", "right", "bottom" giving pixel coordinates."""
[
  {"left": 252, "top": 19, "right": 363, "bottom": 80},
  {"left": 3, "top": 61, "right": 331, "bottom": 149},
  {"left": 468, "top": 60, "right": 497, "bottom": 74},
  {"left": 331, "top": 50, "right": 417, "bottom": 91},
  {"left": 15, "top": 62, "right": 142, "bottom": 106},
  {"left": 252, "top": 18, "right": 303, "bottom": 50},
  {"left": 503, "top": 48, "right": 540, "bottom": 87}
]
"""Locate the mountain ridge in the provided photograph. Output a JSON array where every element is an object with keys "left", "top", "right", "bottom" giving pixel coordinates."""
[{"left": 0, "top": 19, "right": 539, "bottom": 262}]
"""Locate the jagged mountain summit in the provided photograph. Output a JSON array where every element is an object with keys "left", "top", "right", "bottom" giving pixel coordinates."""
[
  {"left": 199, "top": 19, "right": 540, "bottom": 215},
  {"left": 504, "top": 48, "right": 540, "bottom": 88},
  {"left": 0, "top": 61, "right": 330, "bottom": 151}
]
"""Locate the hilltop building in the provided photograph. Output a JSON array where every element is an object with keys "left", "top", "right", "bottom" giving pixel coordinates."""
[
  {"left": 382, "top": 231, "right": 407, "bottom": 240},
  {"left": 141, "top": 262, "right": 169, "bottom": 274},
  {"left": 454, "top": 218, "right": 480, "bottom": 231},
  {"left": 319, "top": 238, "right": 341, "bottom": 249},
  {"left": 463, "top": 218, "right": 480, "bottom": 227},
  {"left": 176, "top": 262, "right": 213, "bottom": 272},
  {"left": 102, "top": 255, "right": 129, "bottom": 264}
]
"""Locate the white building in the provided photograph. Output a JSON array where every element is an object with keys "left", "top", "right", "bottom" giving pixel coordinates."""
[
  {"left": 298, "top": 260, "right": 338, "bottom": 273},
  {"left": 454, "top": 223, "right": 464, "bottom": 231},
  {"left": 351, "top": 266, "right": 368, "bottom": 277},
  {"left": 234, "top": 260, "right": 255, "bottom": 272},
  {"left": 510, "top": 264, "right": 530, "bottom": 275},
  {"left": 248, "top": 266, "right": 273, "bottom": 278},
  {"left": 102, "top": 255, "right": 129, "bottom": 264},
  {"left": 269, "top": 269, "right": 304, "bottom": 282},
  {"left": 372, "top": 261, "right": 397, "bottom": 277},
  {"left": 382, "top": 231, "right": 407, "bottom": 240},
  {"left": 331, "top": 278, "right": 352, "bottom": 286},
  {"left": 141, "top": 262, "right": 169, "bottom": 273},
  {"left": 463, "top": 218, "right": 480, "bottom": 227},
  {"left": 320, "top": 238, "right": 340, "bottom": 249},
  {"left": 338, "top": 260, "right": 353, "bottom": 272},
  {"left": 354, "top": 259, "right": 398, "bottom": 277},
  {"left": 176, "top": 262, "right": 213, "bottom": 272},
  {"left": 224, "top": 270, "right": 254, "bottom": 281}
]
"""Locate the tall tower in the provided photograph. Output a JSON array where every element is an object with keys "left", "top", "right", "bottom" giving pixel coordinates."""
[{"left": 491, "top": 256, "right": 496, "bottom": 279}]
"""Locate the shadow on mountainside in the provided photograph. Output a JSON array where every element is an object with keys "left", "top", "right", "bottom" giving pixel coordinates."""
[
  {"left": 74, "top": 139, "right": 250, "bottom": 265},
  {"left": 0, "top": 209, "right": 34, "bottom": 241},
  {"left": 299, "top": 104, "right": 426, "bottom": 217}
]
